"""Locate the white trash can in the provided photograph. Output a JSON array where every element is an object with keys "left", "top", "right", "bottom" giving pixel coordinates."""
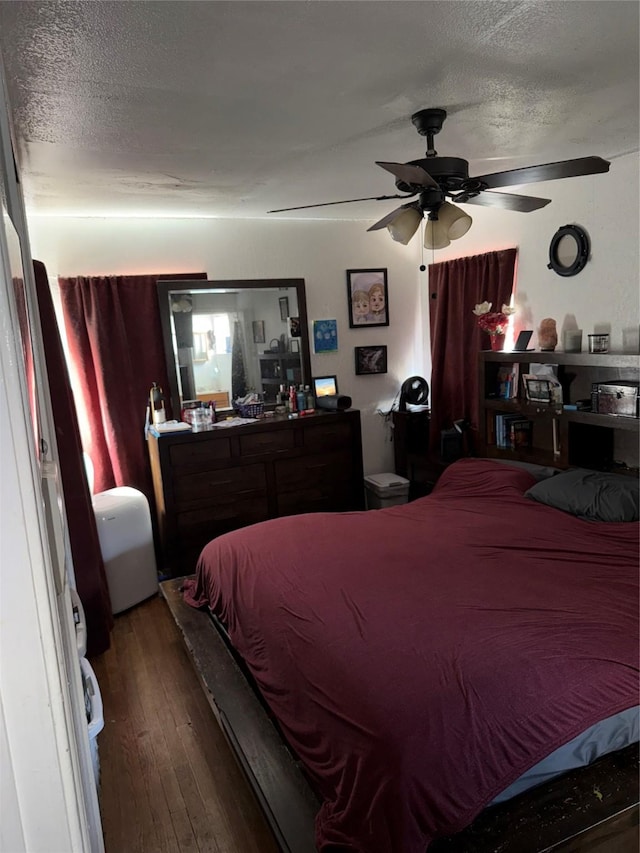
[{"left": 364, "top": 473, "right": 410, "bottom": 509}]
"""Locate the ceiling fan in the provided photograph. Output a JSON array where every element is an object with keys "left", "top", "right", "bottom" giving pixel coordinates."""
[{"left": 268, "top": 108, "right": 610, "bottom": 248}]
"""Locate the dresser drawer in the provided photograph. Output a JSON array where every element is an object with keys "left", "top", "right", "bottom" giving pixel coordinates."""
[
  {"left": 277, "top": 482, "right": 356, "bottom": 516},
  {"left": 177, "top": 496, "right": 269, "bottom": 541},
  {"left": 169, "top": 436, "right": 231, "bottom": 469},
  {"left": 303, "top": 419, "right": 353, "bottom": 452},
  {"left": 275, "top": 449, "right": 352, "bottom": 494},
  {"left": 239, "top": 429, "right": 295, "bottom": 457},
  {"left": 173, "top": 495, "right": 270, "bottom": 575},
  {"left": 174, "top": 463, "right": 266, "bottom": 507}
]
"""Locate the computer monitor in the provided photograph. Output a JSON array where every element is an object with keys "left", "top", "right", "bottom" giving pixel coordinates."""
[{"left": 313, "top": 375, "right": 338, "bottom": 397}]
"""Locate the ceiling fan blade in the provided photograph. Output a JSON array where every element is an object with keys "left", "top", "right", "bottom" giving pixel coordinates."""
[
  {"left": 367, "top": 203, "right": 421, "bottom": 232},
  {"left": 473, "top": 156, "right": 610, "bottom": 190},
  {"left": 268, "top": 193, "right": 415, "bottom": 213},
  {"left": 376, "top": 161, "right": 439, "bottom": 189},
  {"left": 460, "top": 191, "right": 551, "bottom": 212}
]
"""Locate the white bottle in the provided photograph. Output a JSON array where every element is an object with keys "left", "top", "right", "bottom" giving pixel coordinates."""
[{"left": 305, "top": 385, "right": 315, "bottom": 410}]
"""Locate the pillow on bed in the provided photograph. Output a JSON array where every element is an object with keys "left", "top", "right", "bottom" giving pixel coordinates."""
[
  {"left": 483, "top": 458, "right": 561, "bottom": 481},
  {"left": 525, "top": 468, "right": 639, "bottom": 522}
]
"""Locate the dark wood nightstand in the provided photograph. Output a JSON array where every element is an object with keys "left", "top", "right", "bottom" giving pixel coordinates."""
[{"left": 392, "top": 410, "right": 446, "bottom": 499}]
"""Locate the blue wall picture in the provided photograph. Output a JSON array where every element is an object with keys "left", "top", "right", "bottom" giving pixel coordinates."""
[{"left": 313, "top": 319, "right": 338, "bottom": 353}]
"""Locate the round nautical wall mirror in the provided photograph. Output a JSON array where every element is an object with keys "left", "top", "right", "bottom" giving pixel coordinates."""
[{"left": 547, "top": 224, "right": 590, "bottom": 276}]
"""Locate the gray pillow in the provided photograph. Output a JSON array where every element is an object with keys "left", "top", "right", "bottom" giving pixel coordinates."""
[
  {"left": 483, "top": 458, "right": 561, "bottom": 482},
  {"left": 525, "top": 468, "right": 639, "bottom": 522}
]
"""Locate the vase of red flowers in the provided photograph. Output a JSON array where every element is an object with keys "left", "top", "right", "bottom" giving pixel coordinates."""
[{"left": 472, "top": 301, "right": 514, "bottom": 350}]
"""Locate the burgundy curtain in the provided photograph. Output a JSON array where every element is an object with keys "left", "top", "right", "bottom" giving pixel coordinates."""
[
  {"left": 58, "top": 272, "right": 206, "bottom": 501},
  {"left": 428, "top": 248, "right": 517, "bottom": 455},
  {"left": 33, "top": 261, "right": 112, "bottom": 656}
]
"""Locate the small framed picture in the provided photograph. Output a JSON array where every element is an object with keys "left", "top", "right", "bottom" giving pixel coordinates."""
[
  {"left": 346, "top": 268, "right": 389, "bottom": 328},
  {"left": 313, "top": 319, "right": 338, "bottom": 353},
  {"left": 355, "top": 345, "right": 387, "bottom": 375},
  {"left": 252, "top": 320, "right": 265, "bottom": 344},
  {"left": 289, "top": 339, "right": 300, "bottom": 354},
  {"left": 523, "top": 376, "right": 553, "bottom": 403},
  {"left": 313, "top": 375, "right": 338, "bottom": 397},
  {"left": 289, "top": 316, "right": 301, "bottom": 337},
  {"left": 279, "top": 296, "right": 289, "bottom": 322}
]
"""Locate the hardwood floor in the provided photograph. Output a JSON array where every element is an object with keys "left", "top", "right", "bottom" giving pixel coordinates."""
[{"left": 91, "top": 594, "right": 279, "bottom": 853}]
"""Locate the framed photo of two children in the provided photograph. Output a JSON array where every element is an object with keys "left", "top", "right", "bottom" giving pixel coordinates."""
[{"left": 346, "top": 268, "right": 389, "bottom": 328}]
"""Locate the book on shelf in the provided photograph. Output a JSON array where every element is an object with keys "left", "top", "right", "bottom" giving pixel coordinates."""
[
  {"left": 496, "top": 363, "right": 520, "bottom": 399},
  {"left": 494, "top": 413, "right": 533, "bottom": 449},
  {"left": 509, "top": 418, "right": 533, "bottom": 449}
]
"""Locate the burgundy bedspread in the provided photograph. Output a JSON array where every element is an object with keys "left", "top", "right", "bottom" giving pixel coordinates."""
[{"left": 183, "top": 459, "right": 639, "bottom": 852}]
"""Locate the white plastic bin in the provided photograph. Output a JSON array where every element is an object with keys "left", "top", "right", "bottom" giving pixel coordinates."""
[
  {"left": 80, "top": 656, "right": 104, "bottom": 789},
  {"left": 364, "top": 473, "right": 410, "bottom": 509},
  {"left": 92, "top": 486, "right": 158, "bottom": 614}
]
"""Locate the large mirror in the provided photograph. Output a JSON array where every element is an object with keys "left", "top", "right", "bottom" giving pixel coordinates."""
[{"left": 157, "top": 278, "right": 312, "bottom": 417}]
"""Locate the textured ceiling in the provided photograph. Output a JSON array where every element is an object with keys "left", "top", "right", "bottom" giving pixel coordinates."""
[{"left": 0, "top": 0, "right": 638, "bottom": 220}]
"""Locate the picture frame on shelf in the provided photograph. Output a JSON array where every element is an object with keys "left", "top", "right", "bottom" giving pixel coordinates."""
[
  {"left": 346, "top": 268, "right": 389, "bottom": 328},
  {"left": 279, "top": 296, "right": 289, "bottom": 322},
  {"left": 355, "top": 345, "right": 387, "bottom": 376},
  {"left": 523, "top": 373, "right": 563, "bottom": 404},
  {"left": 289, "top": 339, "right": 300, "bottom": 354}
]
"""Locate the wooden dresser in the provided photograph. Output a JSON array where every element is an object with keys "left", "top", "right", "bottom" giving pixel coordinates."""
[{"left": 148, "top": 410, "right": 364, "bottom": 576}]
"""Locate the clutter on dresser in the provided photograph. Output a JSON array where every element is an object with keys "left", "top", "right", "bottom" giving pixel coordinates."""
[
  {"left": 149, "top": 381, "right": 166, "bottom": 424},
  {"left": 148, "top": 421, "right": 192, "bottom": 436},
  {"left": 178, "top": 399, "right": 216, "bottom": 432},
  {"left": 233, "top": 391, "right": 265, "bottom": 418}
]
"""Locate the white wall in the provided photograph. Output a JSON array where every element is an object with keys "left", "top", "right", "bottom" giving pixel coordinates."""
[
  {"left": 433, "top": 153, "right": 640, "bottom": 353},
  {"left": 29, "top": 218, "right": 427, "bottom": 474},
  {"left": 27, "top": 152, "right": 639, "bottom": 473}
]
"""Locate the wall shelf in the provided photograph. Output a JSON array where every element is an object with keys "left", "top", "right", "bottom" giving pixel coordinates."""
[{"left": 478, "top": 351, "right": 639, "bottom": 470}]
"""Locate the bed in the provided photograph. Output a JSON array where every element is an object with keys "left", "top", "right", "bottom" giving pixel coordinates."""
[{"left": 180, "top": 458, "right": 639, "bottom": 852}]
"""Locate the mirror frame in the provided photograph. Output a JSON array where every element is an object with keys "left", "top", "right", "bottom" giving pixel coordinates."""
[
  {"left": 157, "top": 278, "right": 312, "bottom": 418},
  {"left": 547, "top": 224, "right": 590, "bottom": 277}
]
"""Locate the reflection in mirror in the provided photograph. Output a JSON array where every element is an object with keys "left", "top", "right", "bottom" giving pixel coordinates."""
[
  {"left": 556, "top": 234, "right": 579, "bottom": 266},
  {"left": 158, "top": 279, "right": 311, "bottom": 418}
]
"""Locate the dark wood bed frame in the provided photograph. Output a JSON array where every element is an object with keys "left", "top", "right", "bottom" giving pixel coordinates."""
[{"left": 161, "top": 578, "right": 639, "bottom": 853}]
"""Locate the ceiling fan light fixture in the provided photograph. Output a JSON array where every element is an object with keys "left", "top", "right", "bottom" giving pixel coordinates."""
[
  {"left": 424, "top": 219, "right": 451, "bottom": 250},
  {"left": 424, "top": 202, "right": 472, "bottom": 249},
  {"left": 437, "top": 201, "right": 473, "bottom": 240},
  {"left": 386, "top": 206, "right": 423, "bottom": 244}
]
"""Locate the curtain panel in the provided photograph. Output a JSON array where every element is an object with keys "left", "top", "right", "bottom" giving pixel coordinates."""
[
  {"left": 33, "top": 261, "right": 112, "bottom": 655},
  {"left": 58, "top": 272, "right": 206, "bottom": 501},
  {"left": 428, "top": 248, "right": 517, "bottom": 455}
]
